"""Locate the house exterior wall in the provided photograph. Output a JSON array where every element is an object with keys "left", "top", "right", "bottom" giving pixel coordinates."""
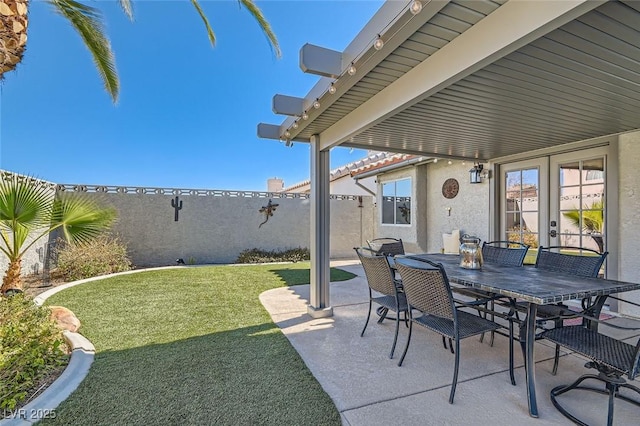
[
  {"left": 375, "top": 166, "right": 428, "bottom": 254},
  {"left": 332, "top": 175, "right": 376, "bottom": 196},
  {"left": 617, "top": 131, "right": 640, "bottom": 317},
  {"left": 372, "top": 161, "right": 489, "bottom": 255},
  {"left": 426, "top": 161, "right": 490, "bottom": 253}
]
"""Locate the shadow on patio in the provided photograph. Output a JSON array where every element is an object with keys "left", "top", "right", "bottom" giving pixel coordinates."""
[{"left": 260, "top": 260, "right": 640, "bottom": 426}]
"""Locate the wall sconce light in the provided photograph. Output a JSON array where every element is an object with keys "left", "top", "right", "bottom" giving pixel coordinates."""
[{"left": 469, "top": 163, "right": 484, "bottom": 184}]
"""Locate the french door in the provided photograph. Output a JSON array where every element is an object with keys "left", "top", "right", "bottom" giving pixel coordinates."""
[{"left": 499, "top": 146, "right": 608, "bottom": 267}]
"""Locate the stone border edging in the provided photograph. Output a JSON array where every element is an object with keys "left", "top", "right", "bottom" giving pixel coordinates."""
[{"left": 1, "top": 266, "right": 182, "bottom": 425}]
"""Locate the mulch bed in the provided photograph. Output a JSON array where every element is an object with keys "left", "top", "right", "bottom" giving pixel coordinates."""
[{"left": 23, "top": 271, "right": 68, "bottom": 297}]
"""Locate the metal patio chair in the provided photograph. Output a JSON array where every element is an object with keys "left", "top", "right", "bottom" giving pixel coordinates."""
[
  {"left": 355, "top": 247, "right": 408, "bottom": 359},
  {"left": 395, "top": 257, "right": 515, "bottom": 403},
  {"left": 366, "top": 237, "right": 405, "bottom": 257},
  {"left": 453, "top": 241, "right": 529, "bottom": 346},
  {"left": 541, "top": 317, "right": 640, "bottom": 426},
  {"left": 512, "top": 246, "right": 608, "bottom": 374}
]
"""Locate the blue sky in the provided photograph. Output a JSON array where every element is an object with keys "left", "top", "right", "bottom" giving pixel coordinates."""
[{"left": 0, "top": 0, "right": 385, "bottom": 190}]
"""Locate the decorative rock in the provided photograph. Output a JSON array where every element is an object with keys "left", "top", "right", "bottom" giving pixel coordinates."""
[{"left": 49, "top": 306, "right": 81, "bottom": 332}]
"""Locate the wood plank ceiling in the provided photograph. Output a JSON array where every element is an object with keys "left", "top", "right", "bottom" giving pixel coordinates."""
[{"left": 296, "top": 0, "right": 640, "bottom": 161}]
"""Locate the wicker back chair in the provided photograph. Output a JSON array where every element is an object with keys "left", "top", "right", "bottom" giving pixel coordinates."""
[
  {"left": 522, "top": 246, "right": 609, "bottom": 375},
  {"left": 541, "top": 319, "right": 640, "bottom": 425},
  {"left": 355, "top": 247, "right": 408, "bottom": 359},
  {"left": 482, "top": 241, "right": 529, "bottom": 266},
  {"left": 395, "top": 257, "right": 514, "bottom": 403},
  {"left": 535, "top": 245, "right": 607, "bottom": 277},
  {"left": 366, "top": 237, "right": 405, "bottom": 256}
]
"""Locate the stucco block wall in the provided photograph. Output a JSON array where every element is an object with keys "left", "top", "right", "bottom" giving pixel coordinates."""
[
  {"left": 0, "top": 173, "right": 376, "bottom": 276},
  {"left": 426, "top": 162, "right": 490, "bottom": 253},
  {"left": 91, "top": 192, "right": 372, "bottom": 267},
  {"left": 617, "top": 132, "right": 640, "bottom": 317},
  {"left": 0, "top": 234, "right": 54, "bottom": 279}
]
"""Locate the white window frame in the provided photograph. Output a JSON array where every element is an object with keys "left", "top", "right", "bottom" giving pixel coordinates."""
[{"left": 380, "top": 177, "right": 412, "bottom": 226}]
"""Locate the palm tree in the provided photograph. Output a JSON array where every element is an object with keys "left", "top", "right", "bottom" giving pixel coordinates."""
[
  {"left": 0, "top": 0, "right": 280, "bottom": 103},
  {"left": 0, "top": 174, "right": 116, "bottom": 294},
  {"left": 562, "top": 199, "right": 605, "bottom": 253}
]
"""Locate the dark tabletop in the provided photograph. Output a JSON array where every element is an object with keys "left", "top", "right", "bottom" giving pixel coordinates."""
[{"left": 394, "top": 253, "right": 640, "bottom": 305}]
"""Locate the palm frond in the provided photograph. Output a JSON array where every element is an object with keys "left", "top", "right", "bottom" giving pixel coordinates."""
[
  {"left": 239, "top": 0, "right": 281, "bottom": 58},
  {"left": 561, "top": 199, "right": 604, "bottom": 234},
  {"left": 190, "top": 0, "right": 216, "bottom": 47},
  {"left": 119, "top": 0, "right": 134, "bottom": 21},
  {"left": 49, "top": 0, "right": 119, "bottom": 103},
  {"left": 0, "top": 175, "right": 55, "bottom": 259},
  {"left": 50, "top": 195, "right": 116, "bottom": 246}
]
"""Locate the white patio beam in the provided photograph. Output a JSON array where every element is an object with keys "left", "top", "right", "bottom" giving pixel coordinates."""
[
  {"left": 272, "top": 94, "right": 305, "bottom": 116},
  {"left": 257, "top": 123, "right": 311, "bottom": 142},
  {"left": 318, "top": 0, "right": 605, "bottom": 151},
  {"left": 308, "top": 134, "right": 332, "bottom": 318},
  {"left": 289, "top": 0, "right": 449, "bottom": 141},
  {"left": 299, "top": 44, "right": 343, "bottom": 78},
  {"left": 256, "top": 123, "right": 282, "bottom": 140}
]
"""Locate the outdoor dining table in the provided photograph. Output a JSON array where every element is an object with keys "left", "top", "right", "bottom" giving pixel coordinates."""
[{"left": 395, "top": 253, "right": 640, "bottom": 418}]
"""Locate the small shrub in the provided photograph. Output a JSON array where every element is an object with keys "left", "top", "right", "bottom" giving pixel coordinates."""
[
  {"left": 235, "top": 247, "right": 310, "bottom": 264},
  {"left": 55, "top": 234, "right": 133, "bottom": 281},
  {"left": 0, "top": 294, "right": 68, "bottom": 411}
]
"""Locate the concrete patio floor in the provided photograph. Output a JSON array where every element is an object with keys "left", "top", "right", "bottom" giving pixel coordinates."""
[{"left": 260, "top": 260, "right": 640, "bottom": 426}]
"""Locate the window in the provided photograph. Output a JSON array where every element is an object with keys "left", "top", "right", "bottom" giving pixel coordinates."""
[{"left": 382, "top": 178, "right": 411, "bottom": 225}]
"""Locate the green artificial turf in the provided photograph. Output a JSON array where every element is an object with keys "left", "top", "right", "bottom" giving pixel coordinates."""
[{"left": 42, "top": 263, "right": 355, "bottom": 425}]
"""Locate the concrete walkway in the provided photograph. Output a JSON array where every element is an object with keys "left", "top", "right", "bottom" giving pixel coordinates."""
[{"left": 260, "top": 260, "right": 640, "bottom": 426}]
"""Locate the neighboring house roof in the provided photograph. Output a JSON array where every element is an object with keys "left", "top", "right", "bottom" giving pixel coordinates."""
[{"left": 281, "top": 151, "right": 391, "bottom": 192}]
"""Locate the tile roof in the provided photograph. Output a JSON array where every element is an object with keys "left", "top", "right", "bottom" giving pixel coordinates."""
[
  {"left": 349, "top": 153, "right": 419, "bottom": 178},
  {"left": 281, "top": 151, "right": 392, "bottom": 192}
]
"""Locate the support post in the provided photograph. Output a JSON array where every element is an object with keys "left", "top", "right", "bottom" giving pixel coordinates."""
[{"left": 308, "top": 135, "right": 333, "bottom": 318}]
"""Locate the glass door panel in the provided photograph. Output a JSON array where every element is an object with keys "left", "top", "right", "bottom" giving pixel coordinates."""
[
  {"left": 554, "top": 156, "right": 605, "bottom": 254},
  {"left": 500, "top": 146, "right": 609, "bottom": 274},
  {"left": 500, "top": 158, "right": 548, "bottom": 264}
]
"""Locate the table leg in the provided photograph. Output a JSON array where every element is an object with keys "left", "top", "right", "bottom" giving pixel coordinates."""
[
  {"left": 584, "top": 295, "right": 607, "bottom": 331},
  {"left": 520, "top": 303, "right": 539, "bottom": 418}
]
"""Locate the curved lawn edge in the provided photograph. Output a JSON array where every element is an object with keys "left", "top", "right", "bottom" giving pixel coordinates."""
[
  {"left": 33, "top": 266, "right": 185, "bottom": 306},
  {"left": 1, "top": 266, "right": 182, "bottom": 426}
]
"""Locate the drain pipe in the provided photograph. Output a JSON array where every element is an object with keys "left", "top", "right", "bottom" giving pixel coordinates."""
[{"left": 354, "top": 179, "right": 376, "bottom": 196}]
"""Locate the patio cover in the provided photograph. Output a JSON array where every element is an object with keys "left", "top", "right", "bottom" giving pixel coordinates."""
[{"left": 257, "top": 0, "right": 640, "bottom": 316}]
